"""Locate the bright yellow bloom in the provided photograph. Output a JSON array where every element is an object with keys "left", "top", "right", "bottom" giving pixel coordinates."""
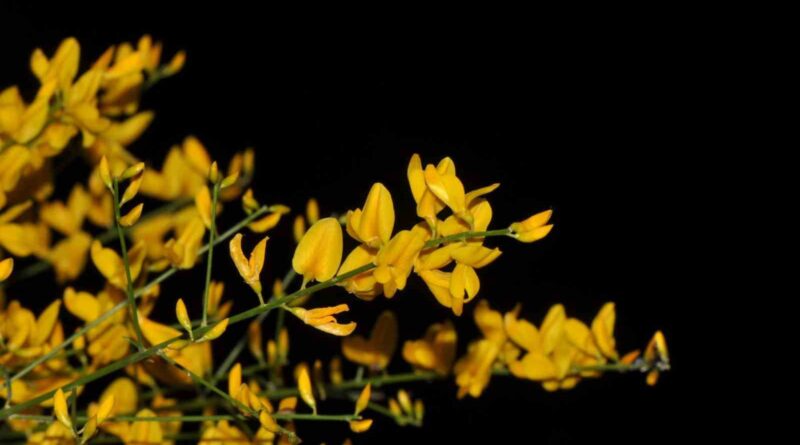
[
  {"left": 90, "top": 240, "right": 146, "bottom": 289},
  {"left": 292, "top": 217, "right": 343, "bottom": 286},
  {"left": 229, "top": 233, "right": 269, "bottom": 297},
  {"left": 509, "top": 209, "right": 554, "bottom": 243},
  {"left": 453, "top": 300, "right": 506, "bottom": 398},
  {"left": 126, "top": 409, "right": 163, "bottom": 444},
  {"left": 373, "top": 230, "right": 426, "bottom": 298},
  {"left": 342, "top": 311, "right": 398, "bottom": 370},
  {"left": 403, "top": 320, "right": 457, "bottom": 375},
  {"left": 289, "top": 304, "right": 356, "bottom": 337},
  {"left": 345, "top": 182, "right": 394, "bottom": 248}
]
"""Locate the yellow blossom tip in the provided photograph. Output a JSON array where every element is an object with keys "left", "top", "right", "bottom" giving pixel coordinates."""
[
  {"left": 0, "top": 257, "right": 13, "bottom": 282},
  {"left": 119, "top": 203, "right": 144, "bottom": 227},
  {"left": 176, "top": 298, "right": 192, "bottom": 336},
  {"left": 349, "top": 418, "right": 373, "bottom": 433},
  {"left": 99, "top": 156, "right": 112, "bottom": 189},
  {"left": 198, "top": 318, "right": 229, "bottom": 342},
  {"left": 54, "top": 388, "right": 72, "bottom": 430}
]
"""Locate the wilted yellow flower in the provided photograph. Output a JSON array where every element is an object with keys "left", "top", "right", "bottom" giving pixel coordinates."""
[
  {"left": 403, "top": 320, "right": 457, "bottom": 375},
  {"left": 229, "top": 233, "right": 268, "bottom": 300},
  {"left": 292, "top": 217, "right": 343, "bottom": 286},
  {"left": 345, "top": 182, "right": 394, "bottom": 248},
  {"left": 509, "top": 209, "right": 554, "bottom": 243},
  {"left": 289, "top": 304, "right": 356, "bottom": 337},
  {"left": 342, "top": 311, "right": 398, "bottom": 370}
]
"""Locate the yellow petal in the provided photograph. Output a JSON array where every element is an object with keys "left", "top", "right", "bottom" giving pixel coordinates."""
[
  {"left": 0, "top": 257, "right": 12, "bottom": 281},
  {"left": 296, "top": 363, "right": 316, "bottom": 412},
  {"left": 30, "top": 300, "right": 60, "bottom": 346},
  {"left": 306, "top": 198, "right": 320, "bottom": 224},
  {"left": 99, "top": 156, "right": 112, "bottom": 189},
  {"left": 195, "top": 186, "right": 213, "bottom": 229},
  {"left": 259, "top": 410, "right": 281, "bottom": 433},
  {"left": 540, "top": 304, "right": 566, "bottom": 355},
  {"left": 355, "top": 384, "right": 371, "bottom": 415},
  {"left": 53, "top": 388, "right": 72, "bottom": 430},
  {"left": 96, "top": 394, "right": 115, "bottom": 424},
  {"left": 119, "top": 203, "right": 144, "bottom": 227},
  {"left": 293, "top": 215, "right": 306, "bottom": 243},
  {"left": 292, "top": 217, "right": 343, "bottom": 284},
  {"left": 176, "top": 298, "right": 192, "bottom": 334},
  {"left": 349, "top": 418, "right": 373, "bottom": 433},
  {"left": 198, "top": 318, "right": 229, "bottom": 342},
  {"left": 229, "top": 363, "right": 242, "bottom": 397},
  {"left": 591, "top": 302, "right": 617, "bottom": 360},
  {"left": 128, "top": 409, "right": 163, "bottom": 444},
  {"left": 119, "top": 173, "right": 143, "bottom": 206}
]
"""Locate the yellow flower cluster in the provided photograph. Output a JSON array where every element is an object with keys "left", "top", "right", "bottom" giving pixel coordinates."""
[{"left": 0, "top": 35, "right": 670, "bottom": 444}]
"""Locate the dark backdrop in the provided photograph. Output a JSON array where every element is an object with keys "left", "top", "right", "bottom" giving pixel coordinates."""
[{"left": 1, "top": 4, "right": 702, "bottom": 443}]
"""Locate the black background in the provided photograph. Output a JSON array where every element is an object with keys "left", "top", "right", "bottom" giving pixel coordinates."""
[{"left": 1, "top": 3, "right": 704, "bottom": 443}]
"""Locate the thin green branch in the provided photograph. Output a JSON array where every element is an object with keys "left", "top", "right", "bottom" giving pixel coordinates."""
[
  {"left": 7, "top": 205, "right": 271, "bottom": 384},
  {"left": 0, "top": 197, "right": 193, "bottom": 289},
  {"left": 424, "top": 228, "right": 512, "bottom": 249},
  {"left": 112, "top": 177, "right": 145, "bottom": 352},
  {"left": 1, "top": 258, "right": 373, "bottom": 420},
  {"left": 201, "top": 182, "right": 221, "bottom": 327}
]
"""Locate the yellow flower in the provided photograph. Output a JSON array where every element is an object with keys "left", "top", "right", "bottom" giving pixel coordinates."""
[
  {"left": 591, "top": 302, "right": 618, "bottom": 360},
  {"left": 39, "top": 184, "right": 90, "bottom": 235},
  {"left": 402, "top": 320, "right": 457, "bottom": 375},
  {"left": 90, "top": 240, "right": 147, "bottom": 289},
  {"left": 292, "top": 217, "right": 343, "bottom": 286},
  {"left": 373, "top": 230, "right": 426, "bottom": 298},
  {"left": 126, "top": 409, "right": 163, "bottom": 444},
  {"left": 197, "top": 318, "right": 229, "bottom": 343},
  {"left": 342, "top": 311, "right": 398, "bottom": 370},
  {"left": 175, "top": 298, "right": 192, "bottom": 337},
  {"left": 140, "top": 143, "right": 205, "bottom": 201},
  {"left": 345, "top": 182, "right": 395, "bottom": 248},
  {"left": 289, "top": 304, "right": 356, "bottom": 337},
  {"left": 53, "top": 388, "right": 72, "bottom": 430},
  {"left": 229, "top": 233, "right": 269, "bottom": 298},
  {"left": 164, "top": 217, "right": 205, "bottom": 269},
  {"left": 47, "top": 231, "right": 92, "bottom": 282},
  {"left": 349, "top": 418, "right": 373, "bottom": 433},
  {"left": 509, "top": 209, "right": 554, "bottom": 243},
  {"left": 453, "top": 300, "right": 506, "bottom": 398}
]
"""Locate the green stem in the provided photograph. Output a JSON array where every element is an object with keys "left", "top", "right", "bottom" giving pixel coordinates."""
[
  {"left": 424, "top": 228, "right": 511, "bottom": 249},
  {"left": 7, "top": 205, "right": 271, "bottom": 384},
  {"left": 112, "top": 178, "right": 145, "bottom": 352},
  {"left": 0, "top": 197, "right": 192, "bottom": 289},
  {"left": 263, "top": 371, "right": 440, "bottom": 399},
  {"left": 0, "top": 259, "right": 373, "bottom": 420},
  {"left": 201, "top": 182, "right": 221, "bottom": 327}
]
